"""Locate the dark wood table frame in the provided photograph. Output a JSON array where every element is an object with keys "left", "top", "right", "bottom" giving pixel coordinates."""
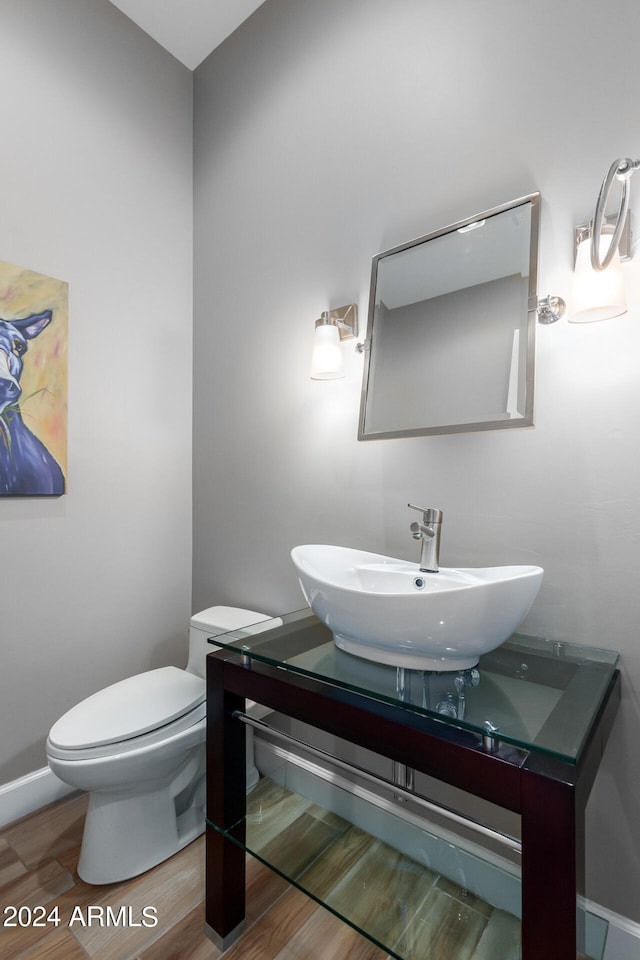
[{"left": 206, "top": 649, "right": 620, "bottom": 959}]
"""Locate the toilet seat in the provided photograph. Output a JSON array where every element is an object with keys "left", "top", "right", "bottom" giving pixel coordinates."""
[{"left": 47, "top": 666, "right": 205, "bottom": 761}]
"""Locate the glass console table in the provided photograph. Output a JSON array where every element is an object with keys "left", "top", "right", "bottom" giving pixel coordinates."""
[{"left": 205, "top": 609, "right": 620, "bottom": 960}]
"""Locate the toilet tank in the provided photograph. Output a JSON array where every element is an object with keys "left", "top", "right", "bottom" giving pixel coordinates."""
[{"left": 187, "top": 605, "right": 275, "bottom": 679}]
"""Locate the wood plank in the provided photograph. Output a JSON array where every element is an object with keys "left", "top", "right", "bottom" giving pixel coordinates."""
[
  {"left": 222, "top": 886, "right": 318, "bottom": 960},
  {"left": 296, "top": 824, "right": 376, "bottom": 901},
  {"left": 71, "top": 837, "right": 205, "bottom": 960},
  {"left": 473, "top": 907, "right": 521, "bottom": 960},
  {"left": 135, "top": 902, "right": 218, "bottom": 960},
  {"left": 10, "top": 927, "right": 91, "bottom": 960},
  {"left": 0, "top": 858, "right": 75, "bottom": 908},
  {"left": 0, "top": 860, "right": 76, "bottom": 959},
  {"left": 0, "top": 839, "right": 27, "bottom": 888},
  {"left": 258, "top": 810, "right": 347, "bottom": 881},
  {"left": 245, "top": 778, "right": 314, "bottom": 851},
  {"left": 396, "top": 884, "right": 487, "bottom": 960},
  {"left": 1, "top": 795, "right": 88, "bottom": 869},
  {"left": 280, "top": 896, "right": 390, "bottom": 960},
  {"left": 245, "top": 855, "right": 290, "bottom": 923},
  {"left": 436, "top": 875, "right": 493, "bottom": 919},
  {"left": 323, "top": 839, "right": 437, "bottom": 949}
]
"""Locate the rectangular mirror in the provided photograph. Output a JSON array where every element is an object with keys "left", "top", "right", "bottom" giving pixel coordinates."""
[{"left": 358, "top": 193, "right": 540, "bottom": 440}]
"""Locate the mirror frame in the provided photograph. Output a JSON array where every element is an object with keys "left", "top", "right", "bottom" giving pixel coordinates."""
[{"left": 358, "top": 192, "right": 541, "bottom": 440}]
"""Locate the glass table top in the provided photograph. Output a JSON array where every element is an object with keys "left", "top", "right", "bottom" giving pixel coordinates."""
[{"left": 207, "top": 609, "right": 619, "bottom": 764}]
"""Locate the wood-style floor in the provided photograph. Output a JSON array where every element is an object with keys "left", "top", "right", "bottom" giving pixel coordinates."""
[
  {"left": 0, "top": 791, "right": 390, "bottom": 960},
  {"left": 241, "top": 777, "right": 521, "bottom": 960}
]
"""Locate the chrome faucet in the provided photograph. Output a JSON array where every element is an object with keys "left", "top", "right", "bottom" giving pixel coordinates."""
[{"left": 408, "top": 504, "right": 443, "bottom": 573}]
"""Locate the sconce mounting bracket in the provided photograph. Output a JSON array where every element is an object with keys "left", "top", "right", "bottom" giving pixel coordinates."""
[
  {"left": 536, "top": 295, "right": 567, "bottom": 325},
  {"left": 574, "top": 213, "right": 631, "bottom": 266},
  {"left": 327, "top": 303, "right": 358, "bottom": 341}
]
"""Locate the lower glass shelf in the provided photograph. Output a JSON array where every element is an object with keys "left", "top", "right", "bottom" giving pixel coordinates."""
[{"left": 209, "top": 762, "right": 608, "bottom": 960}]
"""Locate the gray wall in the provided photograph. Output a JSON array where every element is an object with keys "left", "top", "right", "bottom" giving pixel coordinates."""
[
  {"left": 193, "top": 0, "right": 640, "bottom": 922},
  {"left": 0, "top": 0, "right": 193, "bottom": 782}
]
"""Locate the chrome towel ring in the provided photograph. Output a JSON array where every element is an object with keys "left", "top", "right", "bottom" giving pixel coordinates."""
[{"left": 592, "top": 157, "right": 640, "bottom": 270}]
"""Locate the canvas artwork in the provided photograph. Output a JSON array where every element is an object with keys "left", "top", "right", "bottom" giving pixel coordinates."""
[{"left": 0, "top": 259, "right": 68, "bottom": 496}]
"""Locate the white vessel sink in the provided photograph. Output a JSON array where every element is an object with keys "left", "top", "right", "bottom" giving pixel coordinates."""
[{"left": 291, "top": 544, "right": 543, "bottom": 671}]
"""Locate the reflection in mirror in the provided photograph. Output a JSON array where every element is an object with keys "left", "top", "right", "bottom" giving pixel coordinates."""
[{"left": 358, "top": 193, "right": 540, "bottom": 440}]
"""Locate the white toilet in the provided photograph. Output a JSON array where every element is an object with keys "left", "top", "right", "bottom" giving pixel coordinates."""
[{"left": 46, "top": 605, "right": 273, "bottom": 884}]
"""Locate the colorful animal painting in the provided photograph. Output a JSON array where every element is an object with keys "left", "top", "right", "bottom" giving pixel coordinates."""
[{"left": 0, "top": 261, "right": 68, "bottom": 497}]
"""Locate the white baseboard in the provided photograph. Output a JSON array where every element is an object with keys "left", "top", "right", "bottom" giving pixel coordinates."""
[
  {"left": 585, "top": 899, "right": 640, "bottom": 960},
  {"left": 0, "top": 766, "right": 75, "bottom": 828}
]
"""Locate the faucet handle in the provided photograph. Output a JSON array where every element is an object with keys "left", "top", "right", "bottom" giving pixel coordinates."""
[{"left": 408, "top": 503, "right": 443, "bottom": 524}]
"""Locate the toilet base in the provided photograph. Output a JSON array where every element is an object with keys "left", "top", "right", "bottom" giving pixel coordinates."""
[
  {"left": 77, "top": 745, "right": 206, "bottom": 884},
  {"left": 74, "top": 732, "right": 260, "bottom": 884}
]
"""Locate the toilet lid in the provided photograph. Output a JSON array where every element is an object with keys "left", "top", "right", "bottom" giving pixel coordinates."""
[{"left": 48, "top": 667, "right": 205, "bottom": 750}]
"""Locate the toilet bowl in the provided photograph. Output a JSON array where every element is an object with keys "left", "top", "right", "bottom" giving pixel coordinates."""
[{"left": 46, "top": 606, "right": 275, "bottom": 884}]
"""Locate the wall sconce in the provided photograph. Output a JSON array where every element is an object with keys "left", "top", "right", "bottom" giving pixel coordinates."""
[
  {"left": 571, "top": 220, "right": 628, "bottom": 322},
  {"left": 570, "top": 157, "right": 639, "bottom": 322},
  {"left": 310, "top": 304, "right": 358, "bottom": 379}
]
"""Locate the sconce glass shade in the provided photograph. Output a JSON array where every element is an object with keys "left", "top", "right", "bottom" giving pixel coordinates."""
[
  {"left": 570, "top": 234, "right": 627, "bottom": 323},
  {"left": 310, "top": 321, "right": 344, "bottom": 379}
]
